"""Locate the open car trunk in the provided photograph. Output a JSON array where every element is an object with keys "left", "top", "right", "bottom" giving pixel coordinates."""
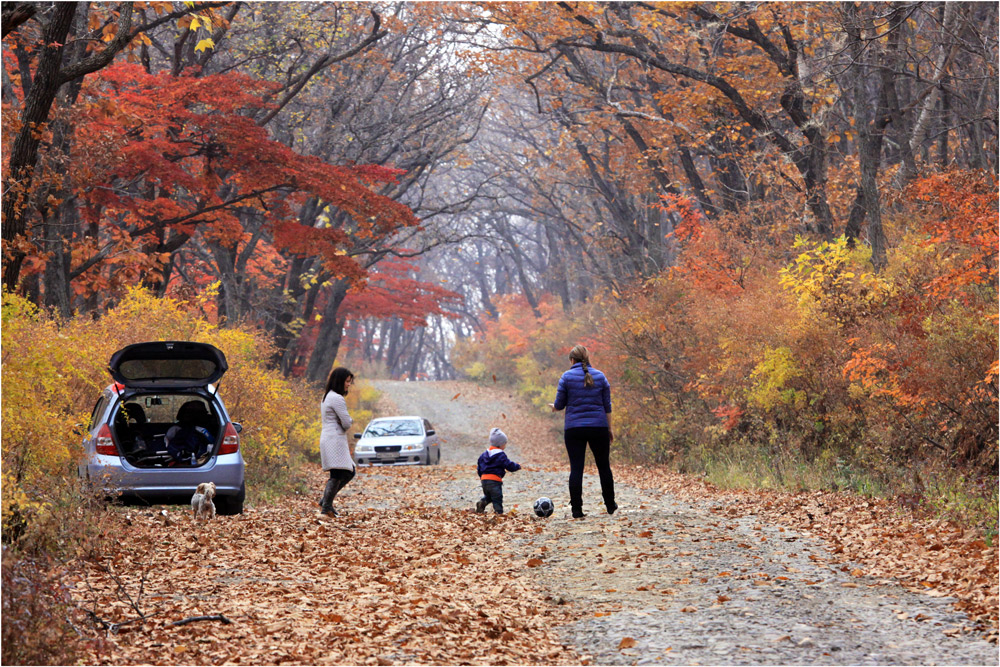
[{"left": 112, "top": 393, "right": 222, "bottom": 468}]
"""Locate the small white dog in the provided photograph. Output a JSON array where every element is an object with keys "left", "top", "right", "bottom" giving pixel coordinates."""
[{"left": 191, "top": 482, "right": 216, "bottom": 520}]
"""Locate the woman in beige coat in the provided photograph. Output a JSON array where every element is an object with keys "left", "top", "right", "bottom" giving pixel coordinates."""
[{"left": 319, "top": 367, "right": 355, "bottom": 516}]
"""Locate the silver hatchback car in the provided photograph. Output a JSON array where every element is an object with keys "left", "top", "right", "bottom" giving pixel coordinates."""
[
  {"left": 353, "top": 416, "right": 441, "bottom": 466},
  {"left": 77, "top": 341, "right": 246, "bottom": 514}
]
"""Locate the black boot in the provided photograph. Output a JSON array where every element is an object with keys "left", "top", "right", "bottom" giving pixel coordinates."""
[
  {"left": 320, "top": 476, "right": 342, "bottom": 515},
  {"left": 569, "top": 485, "right": 584, "bottom": 519}
]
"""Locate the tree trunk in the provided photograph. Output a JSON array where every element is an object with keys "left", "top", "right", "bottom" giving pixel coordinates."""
[
  {"left": 2, "top": 3, "right": 77, "bottom": 291},
  {"left": 473, "top": 242, "right": 498, "bottom": 320},
  {"left": 407, "top": 327, "right": 426, "bottom": 381},
  {"left": 305, "top": 279, "right": 351, "bottom": 383},
  {"left": 543, "top": 224, "right": 572, "bottom": 312},
  {"left": 843, "top": 2, "right": 897, "bottom": 272}
]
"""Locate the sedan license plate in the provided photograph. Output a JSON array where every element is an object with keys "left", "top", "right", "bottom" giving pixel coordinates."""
[{"left": 376, "top": 452, "right": 397, "bottom": 461}]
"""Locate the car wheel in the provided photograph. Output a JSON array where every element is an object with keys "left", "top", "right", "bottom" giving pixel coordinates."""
[
  {"left": 434, "top": 447, "right": 441, "bottom": 465},
  {"left": 216, "top": 482, "right": 245, "bottom": 515}
]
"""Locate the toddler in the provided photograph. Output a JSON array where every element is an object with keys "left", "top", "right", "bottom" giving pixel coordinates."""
[{"left": 475, "top": 427, "right": 521, "bottom": 514}]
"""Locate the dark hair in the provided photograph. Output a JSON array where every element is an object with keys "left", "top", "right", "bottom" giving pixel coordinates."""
[
  {"left": 569, "top": 345, "right": 594, "bottom": 388},
  {"left": 324, "top": 367, "right": 354, "bottom": 398}
]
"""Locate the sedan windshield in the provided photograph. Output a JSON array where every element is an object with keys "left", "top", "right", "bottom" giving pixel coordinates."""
[{"left": 366, "top": 420, "right": 423, "bottom": 437}]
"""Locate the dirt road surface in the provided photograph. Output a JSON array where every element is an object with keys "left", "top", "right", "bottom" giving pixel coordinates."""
[{"left": 72, "top": 380, "right": 997, "bottom": 665}]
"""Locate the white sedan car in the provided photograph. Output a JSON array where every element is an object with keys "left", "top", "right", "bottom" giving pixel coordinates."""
[{"left": 353, "top": 416, "right": 441, "bottom": 466}]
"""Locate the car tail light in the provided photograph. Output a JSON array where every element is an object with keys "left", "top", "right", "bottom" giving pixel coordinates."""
[
  {"left": 219, "top": 422, "right": 240, "bottom": 455},
  {"left": 95, "top": 424, "right": 118, "bottom": 456}
]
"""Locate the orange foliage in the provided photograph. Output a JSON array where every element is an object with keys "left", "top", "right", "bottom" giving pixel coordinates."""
[{"left": 453, "top": 294, "right": 606, "bottom": 409}]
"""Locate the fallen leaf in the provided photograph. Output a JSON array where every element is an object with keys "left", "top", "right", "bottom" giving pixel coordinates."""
[
  {"left": 618, "top": 637, "right": 636, "bottom": 649},
  {"left": 680, "top": 606, "right": 697, "bottom": 613},
  {"left": 451, "top": 392, "right": 461, "bottom": 400},
  {"left": 717, "top": 595, "right": 731, "bottom": 603},
  {"left": 527, "top": 558, "right": 543, "bottom": 567}
]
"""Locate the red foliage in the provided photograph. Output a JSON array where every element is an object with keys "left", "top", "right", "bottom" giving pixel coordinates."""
[
  {"left": 70, "top": 63, "right": 418, "bottom": 290},
  {"left": 659, "top": 194, "right": 752, "bottom": 296},
  {"left": 341, "top": 259, "right": 463, "bottom": 329}
]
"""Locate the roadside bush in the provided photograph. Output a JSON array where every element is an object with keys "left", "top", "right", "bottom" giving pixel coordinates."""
[
  {"left": 2, "top": 557, "right": 87, "bottom": 665},
  {"left": 452, "top": 293, "right": 606, "bottom": 410},
  {"left": 346, "top": 381, "right": 381, "bottom": 435},
  {"left": 604, "top": 171, "right": 998, "bottom": 528},
  {"left": 0, "top": 478, "right": 117, "bottom": 666}
]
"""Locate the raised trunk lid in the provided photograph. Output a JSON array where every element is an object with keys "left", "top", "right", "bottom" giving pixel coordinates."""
[{"left": 108, "top": 341, "right": 228, "bottom": 389}]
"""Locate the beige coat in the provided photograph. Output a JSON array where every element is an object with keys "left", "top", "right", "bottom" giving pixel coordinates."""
[{"left": 319, "top": 391, "right": 354, "bottom": 471}]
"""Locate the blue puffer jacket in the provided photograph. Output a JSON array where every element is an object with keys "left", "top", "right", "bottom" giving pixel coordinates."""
[
  {"left": 477, "top": 448, "right": 521, "bottom": 480},
  {"left": 553, "top": 363, "right": 612, "bottom": 429}
]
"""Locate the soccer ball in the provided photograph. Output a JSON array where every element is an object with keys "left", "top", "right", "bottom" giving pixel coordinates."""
[{"left": 533, "top": 497, "right": 554, "bottom": 518}]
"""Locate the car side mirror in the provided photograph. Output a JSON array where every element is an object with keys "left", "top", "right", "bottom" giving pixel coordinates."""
[
  {"left": 232, "top": 422, "right": 243, "bottom": 433},
  {"left": 353, "top": 433, "right": 362, "bottom": 440},
  {"left": 426, "top": 429, "right": 435, "bottom": 436}
]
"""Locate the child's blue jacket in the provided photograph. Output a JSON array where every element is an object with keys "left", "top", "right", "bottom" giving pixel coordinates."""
[{"left": 477, "top": 448, "right": 521, "bottom": 481}]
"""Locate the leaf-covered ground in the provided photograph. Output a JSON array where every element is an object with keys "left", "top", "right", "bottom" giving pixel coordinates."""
[
  {"left": 73, "top": 487, "right": 581, "bottom": 665},
  {"left": 69, "top": 381, "right": 997, "bottom": 664}
]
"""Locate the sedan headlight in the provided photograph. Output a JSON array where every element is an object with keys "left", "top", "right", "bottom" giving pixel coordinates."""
[
  {"left": 355, "top": 444, "right": 374, "bottom": 453},
  {"left": 402, "top": 443, "right": 424, "bottom": 452}
]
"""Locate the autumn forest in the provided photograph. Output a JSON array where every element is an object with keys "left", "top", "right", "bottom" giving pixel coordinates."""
[{"left": 1, "top": 1, "right": 998, "bottom": 661}]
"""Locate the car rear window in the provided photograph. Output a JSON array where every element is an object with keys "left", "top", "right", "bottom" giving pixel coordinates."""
[
  {"left": 117, "top": 359, "right": 219, "bottom": 382},
  {"left": 367, "top": 420, "right": 423, "bottom": 437}
]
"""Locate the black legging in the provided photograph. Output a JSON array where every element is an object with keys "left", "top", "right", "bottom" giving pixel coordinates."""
[
  {"left": 320, "top": 467, "right": 355, "bottom": 511},
  {"left": 564, "top": 426, "right": 615, "bottom": 512}
]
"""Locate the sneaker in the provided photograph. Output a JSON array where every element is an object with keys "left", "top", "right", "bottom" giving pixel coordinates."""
[
  {"left": 606, "top": 501, "right": 618, "bottom": 515},
  {"left": 475, "top": 500, "right": 487, "bottom": 514}
]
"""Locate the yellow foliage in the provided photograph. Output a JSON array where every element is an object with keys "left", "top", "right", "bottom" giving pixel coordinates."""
[
  {"left": 463, "top": 361, "right": 489, "bottom": 382},
  {"left": 779, "top": 235, "right": 896, "bottom": 326},
  {"left": 1, "top": 293, "right": 92, "bottom": 522},
  {"left": 747, "top": 347, "right": 807, "bottom": 411}
]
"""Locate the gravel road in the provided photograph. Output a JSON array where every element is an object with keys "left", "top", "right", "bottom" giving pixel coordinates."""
[{"left": 364, "top": 380, "right": 997, "bottom": 666}]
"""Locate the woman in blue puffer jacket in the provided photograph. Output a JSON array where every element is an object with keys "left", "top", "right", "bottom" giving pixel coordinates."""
[{"left": 551, "top": 344, "right": 616, "bottom": 519}]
